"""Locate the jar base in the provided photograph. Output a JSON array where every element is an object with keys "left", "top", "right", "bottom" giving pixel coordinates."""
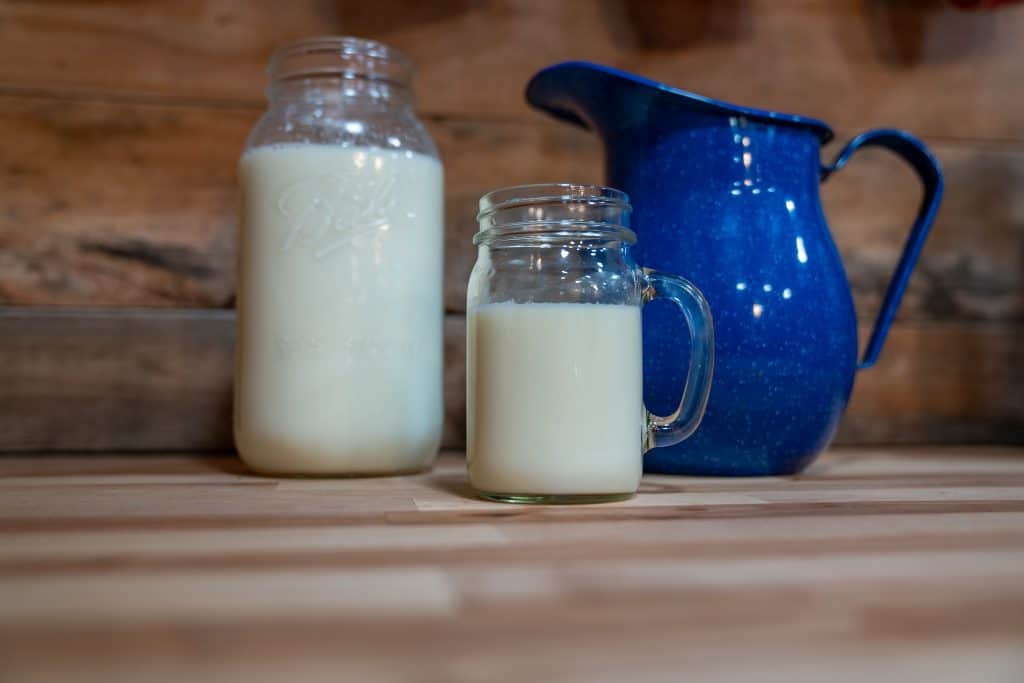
[
  {"left": 240, "top": 460, "right": 433, "bottom": 479},
  {"left": 476, "top": 490, "right": 634, "bottom": 505}
]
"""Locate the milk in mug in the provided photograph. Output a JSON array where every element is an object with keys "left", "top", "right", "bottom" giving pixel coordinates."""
[
  {"left": 467, "top": 302, "right": 644, "bottom": 496},
  {"left": 235, "top": 144, "right": 444, "bottom": 475}
]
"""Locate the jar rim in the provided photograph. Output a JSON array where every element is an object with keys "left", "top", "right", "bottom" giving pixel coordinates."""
[
  {"left": 268, "top": 36, "right": 413, "bottom": 87},
  {"left": 475, "top": 183, "right": 635, "bottom": 246}
]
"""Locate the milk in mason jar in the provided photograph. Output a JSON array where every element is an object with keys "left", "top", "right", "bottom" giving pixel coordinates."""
[{"left": 235, "top": 144, "right": 444, "bottom": 475}]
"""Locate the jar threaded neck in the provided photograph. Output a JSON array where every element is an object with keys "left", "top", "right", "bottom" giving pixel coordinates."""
[{"left": 268, "top": 36, "right": 413, "bottom": 89}]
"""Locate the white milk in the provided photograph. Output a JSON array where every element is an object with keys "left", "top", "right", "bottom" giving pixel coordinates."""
[
  {"left": 467, "top": 302, "right": 645, "bottom": 496},
  {"left": 235, "top": 144, "right": 444, "bottom": 475}
]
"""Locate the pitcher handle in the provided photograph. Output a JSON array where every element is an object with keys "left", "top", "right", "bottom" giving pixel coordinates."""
[{"left": 821, "top": 129, "right": 944, "bottom": 370}]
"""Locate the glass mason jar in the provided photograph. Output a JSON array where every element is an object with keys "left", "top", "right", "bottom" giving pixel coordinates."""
[
  {"left": 467, "top": 184, "right": 714, "bottom": 503},
  {"left": 235, "top": 37, "right": 444, "bottom": 476}
]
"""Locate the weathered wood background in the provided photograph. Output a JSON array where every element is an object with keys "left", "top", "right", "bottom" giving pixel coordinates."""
[{"left": 0, "top": 0, "right": 1022, "bottom": 451}]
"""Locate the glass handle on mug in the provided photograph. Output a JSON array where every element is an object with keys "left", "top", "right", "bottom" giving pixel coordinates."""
[{"left": 641, "top": 268, "right": 715, "bottom": 452}]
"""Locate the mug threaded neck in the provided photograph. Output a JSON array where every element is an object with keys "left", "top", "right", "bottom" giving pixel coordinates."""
[{"left": 476, "top": 183, "right": 635, "bottom": 246}]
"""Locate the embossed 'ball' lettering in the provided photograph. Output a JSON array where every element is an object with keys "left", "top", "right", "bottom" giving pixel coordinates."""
[{"left": 277, "top": 168, "right": 398, "bottom": 259}]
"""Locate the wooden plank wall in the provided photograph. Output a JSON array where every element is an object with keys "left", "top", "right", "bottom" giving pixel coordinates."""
[{"left": 0, "top": 0, "right": 1022, "bottom": 451}]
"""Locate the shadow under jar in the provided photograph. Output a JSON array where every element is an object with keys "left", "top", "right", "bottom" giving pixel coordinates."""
[{"left": 466, "top": 184, "right": 715, "bottom": 503}]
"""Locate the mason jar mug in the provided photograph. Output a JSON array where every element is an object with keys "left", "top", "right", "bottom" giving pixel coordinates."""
[{"left": 466, "top": 184, "right": 714, "bottom": 503}]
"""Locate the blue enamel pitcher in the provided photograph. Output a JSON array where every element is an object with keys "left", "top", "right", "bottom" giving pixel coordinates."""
[{"left": 526, "top": 62, "right": 943, "bottom": 475}]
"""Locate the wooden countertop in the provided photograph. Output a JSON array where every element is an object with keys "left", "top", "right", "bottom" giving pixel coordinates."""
[{"left": 2, "top": 447, "right": 1023, "bottom": 682}]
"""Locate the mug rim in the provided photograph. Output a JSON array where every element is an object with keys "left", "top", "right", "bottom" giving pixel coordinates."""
[
  {"left": 478, "top": 183, "right": 630, "bottom": 217},
  {"left": 475, "top": 183, "right": 635, "bottom": 246}
]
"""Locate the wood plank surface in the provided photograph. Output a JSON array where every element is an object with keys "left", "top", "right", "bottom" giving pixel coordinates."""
[
  {"left": 0, "top": 448, "right": 1022, "bottom": 682},
  {"left": 2, "top": 93, "right": 1021, "bottom": 320},
  {"left": 0, "top": 94, "right": 599, "bottom": 309},
  {"left": 1, "top": 308, "right": 1021, "bottom": 452},
  {"left": 0, "top": 1, "right": 1021, "bottom": 140},
  {"left": 0, "top": 308, "right": 465, "bottom": 452},
  {"left": 0, "top": 1, "right": 1020, "bottom": 451}
]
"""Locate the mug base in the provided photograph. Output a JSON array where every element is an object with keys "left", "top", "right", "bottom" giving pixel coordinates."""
[{"left": 476, "top": 490, "right": 634, "bottom": 505}]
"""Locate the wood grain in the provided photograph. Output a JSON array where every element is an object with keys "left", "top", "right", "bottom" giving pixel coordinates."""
[
  {"left": 822, "top": 141, "right": 1024, "bottom": 323},
  {"left": 0, "top": 307, "right": 235, "bottom": 451},
  {"left": 2, "top": 94, "right": 1021, "bottom": 321},
  {"left": 0, "top": 1, "right": 1021, "bottom": 139},
  {"left": 1, "top": 308, "right": 1021, "bottom": 453},
  {"left": 0, "top": 307, "right": 464, "bottom": 452},
  {"left": 842, "top": 321, "right": 1024, "bottom": 444},
  {"left": 0, "top": 449, "right": 1022, "bottom": 682},
  {"left": 0, "top": 94, "right": 600, "bottom": 308},
  {"left": 0, "top": 96, "right": 246, "bottom": 307},
  {"left": 0, "top": 0, "right": 1020, "bottom": 449}
]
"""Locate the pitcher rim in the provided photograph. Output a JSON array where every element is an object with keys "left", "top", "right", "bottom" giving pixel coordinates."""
[{"left": 526, "top": 61, "right": 834, "bottom": 144}]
